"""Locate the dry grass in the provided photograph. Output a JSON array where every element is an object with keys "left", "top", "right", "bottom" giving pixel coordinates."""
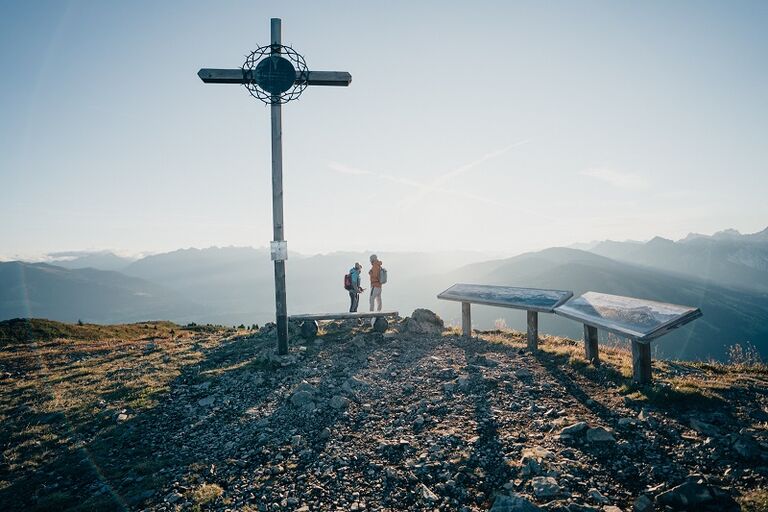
[
  {"left": 482, "top": 329, "right": 768, "bottom": 411},
  {"left": 741, "top": 488, "right": 768, "bottom": 512},
  {"left": 0, "top": 318, "right": 248, "bottom": 511},
  {"left": 3, "top": 319, "right": 767, "bottom": 511},
  {"left": 191, "top": 483, "right": 224, "bottom": 507}
]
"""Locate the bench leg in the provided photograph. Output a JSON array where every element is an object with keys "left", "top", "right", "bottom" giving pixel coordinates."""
[
  {"left": 584, "top": 324, "right": 599, "bottom": 365},
  {"left": 527, "top": 310, "right": 538, "bottom": 351},
  {"left": 631, "top": 340, "right": 652, "bottom": 385},
  {"left": 461, "top": 302, "right": 472, "bottom": 337}
]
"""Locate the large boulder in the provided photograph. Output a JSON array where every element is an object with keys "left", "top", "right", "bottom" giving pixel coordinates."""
[{"left": 404, "top": 309, "right": 445, "bottom": 335}]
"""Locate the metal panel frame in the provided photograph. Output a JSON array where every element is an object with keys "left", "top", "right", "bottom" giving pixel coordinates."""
[
  {"left": 437, "top": 283, "right": 574, "bottom": 313},
  {"left": 554, "top": 292, "right": 702, "bottom": 342}
]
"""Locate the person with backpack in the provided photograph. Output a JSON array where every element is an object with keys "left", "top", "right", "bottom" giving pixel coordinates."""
[
  {"left": 368, "top": 254, "right": 386, "bottom": 312},
  {"left": 345, "top": 262, "right": 364, "bottom": 312}
]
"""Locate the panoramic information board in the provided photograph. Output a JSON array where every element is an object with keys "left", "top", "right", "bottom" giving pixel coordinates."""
[
  {"left": 437, "top": 284, "right": 573, "bottom": 313},
  {"left": 554, "top": 291, "right": 702, "bottom": 341}
]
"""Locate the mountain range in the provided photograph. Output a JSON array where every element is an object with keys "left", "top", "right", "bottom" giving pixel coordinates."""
[{"left": 2, "top": 227, "right": 767, "bottom": 361}]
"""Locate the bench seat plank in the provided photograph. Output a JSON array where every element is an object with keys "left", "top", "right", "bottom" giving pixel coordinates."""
[
  {"left": 554, "top": 291, "right": 702, "bottom": 342},
  {"left": 437, "top": 284, "right": 573, "bottom": 313},
  {"left": 289, "top": 311, "right": 399, "bottom": 321}
]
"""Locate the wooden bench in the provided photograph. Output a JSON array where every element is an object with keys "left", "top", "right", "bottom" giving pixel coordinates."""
[
  {"left": 437, "top": 284, "right": 573, "bottom": 350},
  {"left": 554, "top": 291, "right": 702, "bottom": 384},
  {"left": 288, "top": 311, "right": 400, "bottom": 339}
]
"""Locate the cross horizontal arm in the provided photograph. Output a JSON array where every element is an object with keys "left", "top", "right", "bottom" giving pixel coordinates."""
[{"left": 197, "top": 68, "right": 352, "bottom": 86}]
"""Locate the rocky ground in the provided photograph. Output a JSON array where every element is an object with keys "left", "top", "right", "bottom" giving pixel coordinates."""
[{"left": 1, "top": 313, "right": 768, "bottom": 511}]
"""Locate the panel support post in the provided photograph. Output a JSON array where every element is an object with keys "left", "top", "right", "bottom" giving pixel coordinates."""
[
  {"left": 526, "top": 310, "right": 538, "bottom": 351},
  {"left": 461, "top": 302, "right": 471, "bottom": 337},
  {"left": 270, "top": 18, "right": 288, "bottom": 355},
  {"left": 631, "top": 340, "right": 652, "bottom": 385},
  {"left": 584, "top": 324, "right": 599, "bottom": 365}
]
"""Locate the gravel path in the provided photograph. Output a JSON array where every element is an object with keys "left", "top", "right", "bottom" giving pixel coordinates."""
[{"left": 131, "top": 321, "right": 764, "bottom": 511}]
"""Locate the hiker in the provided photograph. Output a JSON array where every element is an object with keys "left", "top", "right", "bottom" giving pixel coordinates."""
[
  {"left": 347, "top": 262, "right": 364, "bottom": 312},
  {"left": 369, "top": 254, "right": 384, "bottom": 312}
]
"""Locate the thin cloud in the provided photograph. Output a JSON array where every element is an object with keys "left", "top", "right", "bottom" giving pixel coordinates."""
[
  {"left": 328, "top": 162, "right": 371, "bottom": 176},
  {"left": 580, "top": 167, "right": 650, "bottom": 190}
]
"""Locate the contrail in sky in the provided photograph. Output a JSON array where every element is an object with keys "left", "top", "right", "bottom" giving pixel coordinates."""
[
  {"left": 399, "top": 139, "right": 530, "bottom": 210},
  {"left": 328, "top": 139, "right": 530, "bottom": 211}
]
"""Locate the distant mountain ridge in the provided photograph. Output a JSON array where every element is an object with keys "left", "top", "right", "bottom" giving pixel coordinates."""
[
  {"left": 590, "top": 226, "right": 768, "bottom": 292},
  {"left": 47, "top": 251, "right": 136, "bottom": 272},
  {"left": 0, "top": 261, "right": 202, "bottom": 324},
  {"left": 3, "top": 232, "right": 768, "bottom": 361}
]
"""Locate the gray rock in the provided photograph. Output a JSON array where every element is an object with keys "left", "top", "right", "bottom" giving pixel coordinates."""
[
  {"left": 419, "top": 483, "right": 438, "bottom": 501},
  {"left": 731, "top": 433, "right": 759, "bottom": 460},
  {"left": 531, "top": 476, "right": 561, "bottom": 498},
  {"left": 618, "top": 417, "right": 638, "bottom": 428},
  {"left": 586, "top": 427, "right": 615, "bottom": 443},
  {"left": 489, "top": 493, "right": 542, "bottom": 512},
  {"left": 404, "top": 309, "right": 445, "bottom": 335},
  {"left": 566, "top": 505, "right": 600, "bottom": 512},
  {"left": 290, "top": 390, "right": 314, "bottom": 406},
  {"left": 560, "top": 421, "right": 588, "bottom": 437},
  {"left": 295, "top": 381, "right": 315, "bottom": 393},
  {"left": 165, "top": 491, "right": 183, "bottom": 504},
  {"left": 633, "top": 494, "right": 652, "bottom": 512},
  {"left": 588, "top": 488, "right": 609, "bottom": 504},
  {"left": 329, "top": 395, "right": 350, "bottom": 410},
  {"left": 514, "top": 368, "right": 533, "bottom": 379},
  {"left": 690, "top": 418, "right": 719, "bottom": 437},
  {"left": 197, "top": 395, "right": 216, "bottom": 407},
  {"left": 655, "top": 480, "right": 712, "bottom": 508}
]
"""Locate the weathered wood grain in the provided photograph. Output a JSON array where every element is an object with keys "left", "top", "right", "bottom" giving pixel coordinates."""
[
  {"left": 631, "top": 340, "right": 652, "bottom": 385},
  {"left": 461, "top": 302, "right": 472, "bottom": 337},
  {"left": 584, "top": 324, "right": 600, "bottom": 365},
  {"left": 527, "top": 310, "right": 538, "bottom": 351},
  {"left": 289, "top": 311, "right": 399, "bottom": 321},
  {"left": 197, "top": 69, "right": 352, "bottom": 86}
]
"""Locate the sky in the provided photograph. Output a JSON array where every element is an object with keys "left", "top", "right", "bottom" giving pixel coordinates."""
[{"left": 1, "top": 0, "right": 767, "bottom": 259}]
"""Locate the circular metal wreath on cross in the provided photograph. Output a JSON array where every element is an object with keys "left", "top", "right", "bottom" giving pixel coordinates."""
[{"left": 242, "top": 45, "right": 309, "bottom": 104}]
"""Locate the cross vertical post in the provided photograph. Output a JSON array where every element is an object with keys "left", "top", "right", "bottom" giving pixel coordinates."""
[
  {"left": 197, "top": 18, "right": 351, "bottom": 356},
  {"left": 269, "top": 18, "right": 289, "bottom": 355}
]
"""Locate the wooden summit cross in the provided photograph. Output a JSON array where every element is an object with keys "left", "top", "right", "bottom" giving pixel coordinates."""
[{"left": 198, "top": 18, "right": 351, "bottom": 355}]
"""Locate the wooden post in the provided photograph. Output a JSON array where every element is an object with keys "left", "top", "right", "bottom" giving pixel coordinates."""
[
  {"left": 526, "top": 310, "right": 538, "bottom": 351},
  {"left": 631, "top": 340, "right": 652, "bottom": 385},
  {"left": 584, "top": 324, "right": 599, "bottom": 365},
  {"left": 461, "top": 302, "right": 471, "bottom": 337},
  {"left": 270, "top": 18, "right": 289, "bottom": 355}
]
